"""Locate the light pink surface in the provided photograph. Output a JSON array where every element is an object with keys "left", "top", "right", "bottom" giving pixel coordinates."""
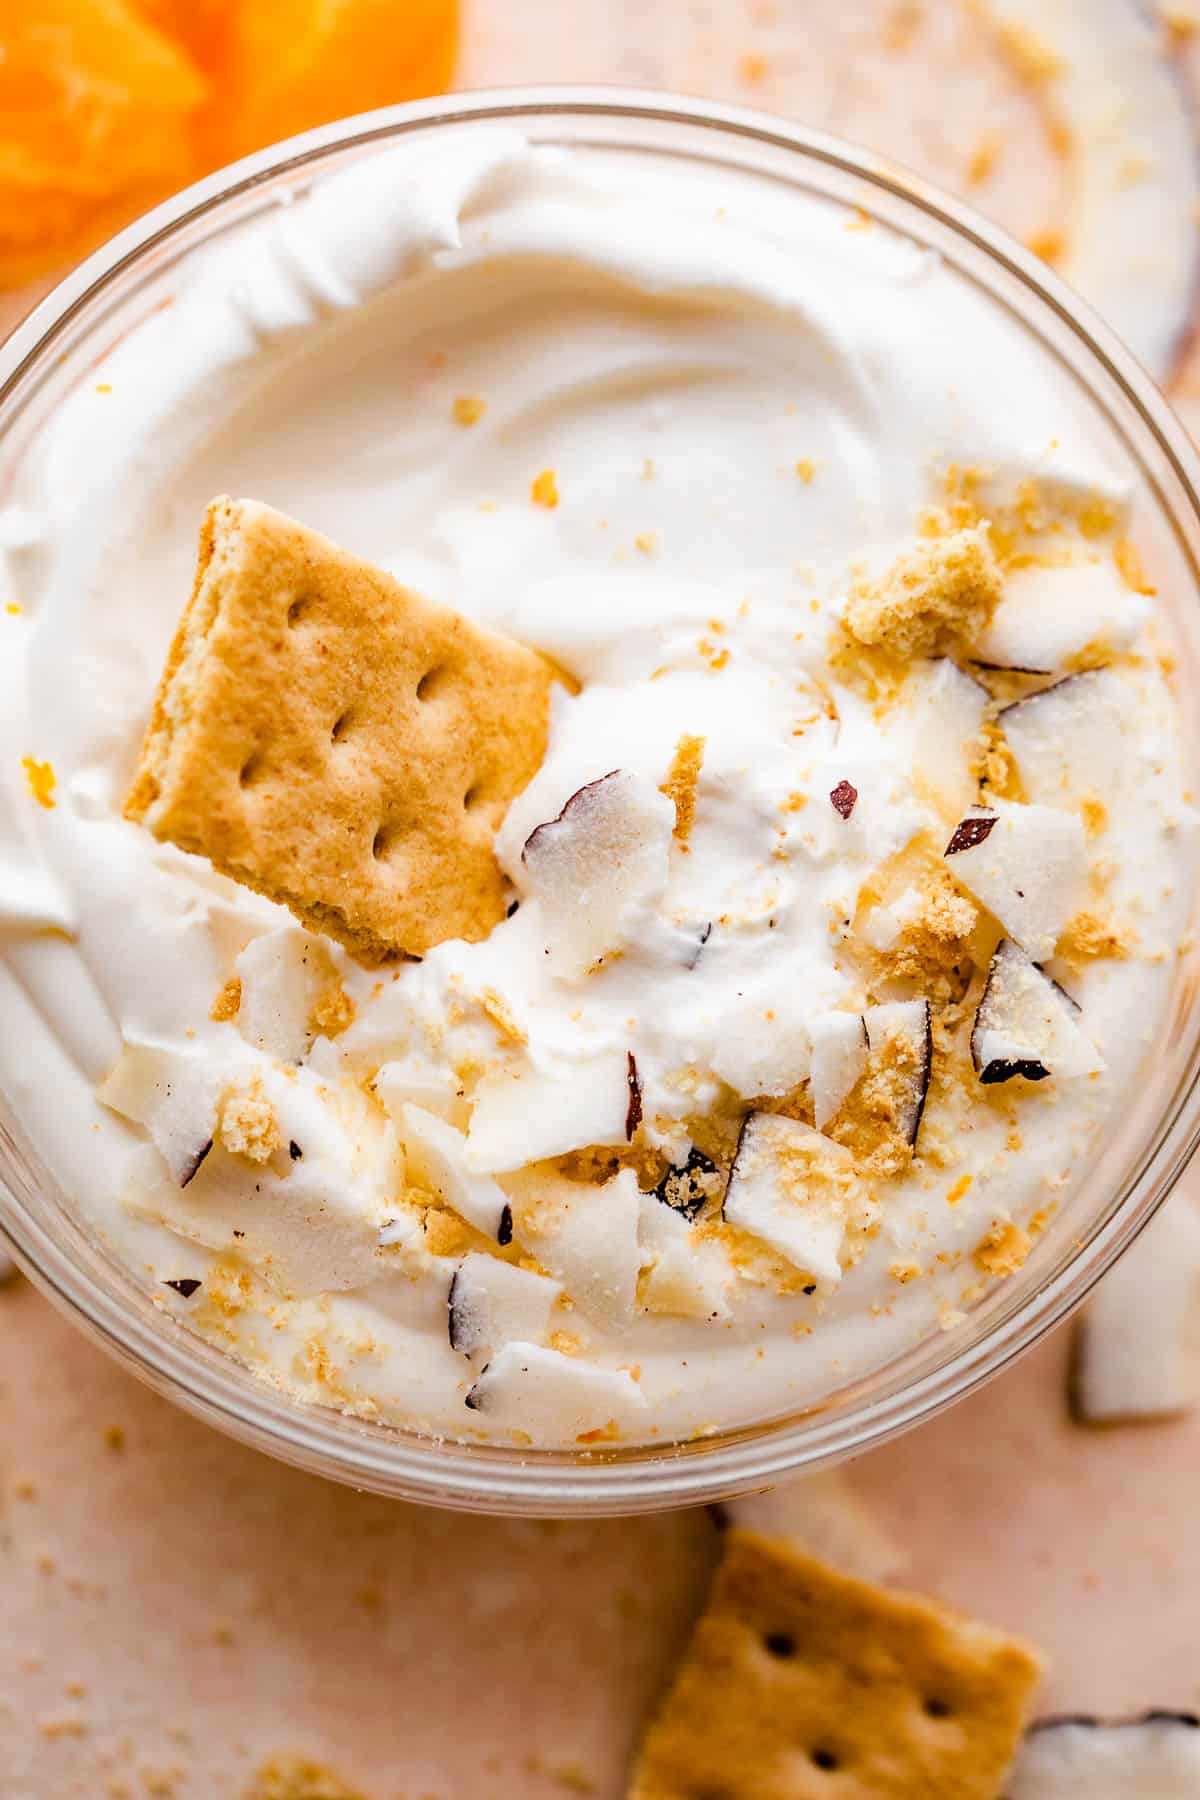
[{"left": 3, "top": 4, "right": 1200, "bottom": 1794}]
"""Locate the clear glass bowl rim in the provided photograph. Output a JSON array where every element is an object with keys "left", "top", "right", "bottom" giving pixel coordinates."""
[{"left": 4, "top": 84, "right": 1200, "bottom": 1516}]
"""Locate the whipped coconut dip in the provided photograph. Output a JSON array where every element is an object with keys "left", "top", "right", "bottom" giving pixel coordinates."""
[{"left": 0, "top": 128, "right": 1193, "bottom": 1447}]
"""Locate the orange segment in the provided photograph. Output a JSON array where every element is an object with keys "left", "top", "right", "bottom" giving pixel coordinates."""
[
  {"left": 0, "top": 0, "right": 459, "bottom": 291},
  {"left": 213, "top": 0, "right": 459, "bottom": 162},
  {"left": 0, "top": 0, "right": 207, "bottom": 283}
]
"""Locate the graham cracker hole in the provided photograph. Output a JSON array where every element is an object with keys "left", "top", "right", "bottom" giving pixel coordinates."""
[
  {"left": 286, "top": 593, "right": 314, "bottom": 627},
  {"left": 763, "top": 1632, "right": 796, "bottom": 1659},
  {"left": 330, "top": 709, "right": 354, "bottom": 744},
  {"left": 372, "top": 822, "right": 403, "bottom": 863},
  {"left": 463, "top": 783, "right": 484, "bottom": 811},
  {"left": 239, "top": 753, "right": 264, "bottom": 788},
  {"left": 810, "top": 1749, "right": 840, "bottom": 1772},
  {"left": 417, "top": 664, "right": 449, "bottom": 702},
  {"left": 924, "top": 1697, "right": 953, "bottom": 1719}
]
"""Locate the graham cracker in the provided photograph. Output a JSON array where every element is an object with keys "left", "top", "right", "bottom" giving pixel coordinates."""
[
  {"left": 126, "top": 498, "right": 555, "bottom": 962},
  {"left": 628, "top": 1531, "right": 1042, "bottom": 1800}
]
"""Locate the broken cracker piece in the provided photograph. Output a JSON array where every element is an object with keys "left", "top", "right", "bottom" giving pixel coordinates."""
[
  {"left": 628, "top": 1531, "right": 1041, "bottom": 1800},
  {"left": 844, "top": 528, "right": 1002, "bottom": 663},
  {"left": 126, "top": 498, "right": 555, "bottom": 962}
]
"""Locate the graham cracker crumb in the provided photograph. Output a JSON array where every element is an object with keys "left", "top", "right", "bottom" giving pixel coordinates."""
[
  {"left": 531, "top": 469, "right": 559, "bottom": 509},
  {"left": 246, "top": 1756, "right": 371, "bottom": 1800},
  {"left": 830, "top": 1026, "right": 926, "bottom": 1178},
  {"left": 21, "top": 756, "right": 56, "bottom": 808},
  {"left": 478, "top": 987, "right": 526, "bottom": 1045},
  {"left": 103, "top": 1424, "right": 126, "bottom": 1452},
  {"left": 452, "top": 395, "right": 486, "bottom": 426},
  {"left": 210, "top": 976, "right": 242, "bottom": 1022},
  {"left": 422, "top": 1209, "right": 477, "bottom": 1258},
  {"left": 997, "top": 20, "right": 1064, "bottom": 82},
  {"left": 1058, "top": 910, "right": 1132, "bottom": 969},
  {"left": 660, "top": 734, "right": 706, "bottom": 846},
  {"left": 974, "top": 1218, "right": 1031, "bottom": 1277},
  {"left": 218, "top": 1078, "right": 280, "bottom": 1164},
  {"left": 1115, "top": 537, "right": 1156, "bottom": 595},
  {"left": 843, "top": 529, "right": 1002, "bottom": 663},
  {"left": 883, "top": 871, "right": 978, "bottom": 1007},
  {"left": 1079, "top": 793, "right": 1108, "bottom": 838},
  {"left": 308, "top": 977, "right": 355, "bottom": 1039}
]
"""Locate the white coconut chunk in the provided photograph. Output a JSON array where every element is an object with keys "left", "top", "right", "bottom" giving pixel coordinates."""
[
  {"left": 974, "top": 561, "right": 1150, "bottom": 674},
  {"left": 520, "top": 769, "right": 675, "bottom": 979},
  {"left": 1008, "top": 1713, "right": 1200, "bottom": 1798},
  {"left": 892, "top": 658, "right": 989, "bottom": 818},
  {"left": 861, "top": 1001, "right": 933, "bottom": 1148},
  {"left": 233, "top": 926, "right": 336, "bottom": 1062},
  {"left": 637, "top": 1191, "right": 732, "bottom": 1320},
  {"left": 1071, "top": 1197, "right": 1200, "bottom": 1424},
  {"left": 723, "top": 1115, "right": 859, "bottom": 1286},
  {"left": 373, "top": 1058, "right": 462, "bottom": 1122},
  {"left": 972, "top": 940, "right": 1103, "bottom": 1085},
  {"left": 809, "top": 1012, "right": 869, "bottom": 1130},
  {"left": 710, "top": 1005, "right": 812, "bottom": 1102},
  {"left": 505, "top": 1165, "right": 642, "bottom": 1329},
  {"left": 464, "top": 1054, "right": 632, "bottom": 1174},
  {"left": 98, "top": 1040, "right": 236, "bottom": 1186},
  {"left": 448, "top": 1253, "right": 562, "bottom": 1359},
  {"left": 717, "top": 1470, "right": 907, "bottom": 1584},
  {"left": 464, "top": 1342, "right": 647, "bottom": 1443},
  {"left": 943, "top": 796, "right": 1086, "bottom": 962},
  {"left": 999, "top": 669, "right": 1132, "bottom": 809},
  {"left": 400, "top": 1104, "right": 512, "bottom": 1243}
]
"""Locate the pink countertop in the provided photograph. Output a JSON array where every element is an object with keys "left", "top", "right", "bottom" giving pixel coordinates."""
[{"left": 3, "top": 4, "right": 1200, "bottom": 1794}]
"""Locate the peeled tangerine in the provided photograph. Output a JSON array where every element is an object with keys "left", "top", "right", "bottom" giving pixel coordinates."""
[{"left": 0, "top": 0, "right": 458, "bottom": 287}]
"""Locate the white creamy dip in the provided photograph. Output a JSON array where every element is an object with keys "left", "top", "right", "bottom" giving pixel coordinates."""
[{"left": 0, "top": 128, "right": 1193, "bottom": 1446}]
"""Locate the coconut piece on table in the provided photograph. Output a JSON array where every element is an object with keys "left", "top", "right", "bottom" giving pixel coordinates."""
[
  {"left": 943, "top": 797, "right": 1086, "bottom": 963},
  {"left": 519, "top": 768, "right": 674, "bottom": 979},
  {"left": 1070, "top": 1197, "right": 1200, "bottom": 1424},
  {"left": 1008, "top": 1713, "right": 1200, "bottom": 1797},
  {"left": 464, "top": 1343, "right": 646, "bottom": 1442}
]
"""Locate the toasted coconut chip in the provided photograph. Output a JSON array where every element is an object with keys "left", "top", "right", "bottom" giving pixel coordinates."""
[{"left": 1009, "top": 1711, "right": 1200, "bottom": 1796}]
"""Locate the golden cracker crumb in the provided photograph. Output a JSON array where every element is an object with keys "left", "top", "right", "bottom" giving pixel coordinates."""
[
  {"left": 478, "top": 987, "right": 526, "bottom": 1045},
  {"left": 452, "top": 395, "right": 486, "bottom": 426},
  {"left": 531, "top": 469, "right": 559, "bottom": 509},
  {"left": 843, "top": 530, "right": 1001, "bottom": 663},
  {"left": 308, "top": 977, "right": 355, "bottom": 1039},
  {"left": 218, "top": 1078, "right": 280, "bottom": 1165},
  {"left": 1058, "top": 910, "right": 1132, "bottom": 969},
  {"left": 21, "top": 756, "right": 55, "bottom": 809},
  {"left": 210, "top": 976, "right": 242, "bottom": 1022},
  {"left": 1115, "top": 537, "right": 1156, "bottom": 595},
  {"left": 974, "top": 1218, "right": 1031, "bottom": 1278},
  {"left": 660, "top": 734, "right": 706, "bottom": 846}
]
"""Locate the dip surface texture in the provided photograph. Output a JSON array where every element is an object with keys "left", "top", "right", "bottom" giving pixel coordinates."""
[{"left": 0, "top": 130, "right": 1192, "bottom": 1446}]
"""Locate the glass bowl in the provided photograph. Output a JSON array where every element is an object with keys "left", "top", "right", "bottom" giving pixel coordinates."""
[{"left": 3, "top": 88, "right": 1200, "bottom": 1517}]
